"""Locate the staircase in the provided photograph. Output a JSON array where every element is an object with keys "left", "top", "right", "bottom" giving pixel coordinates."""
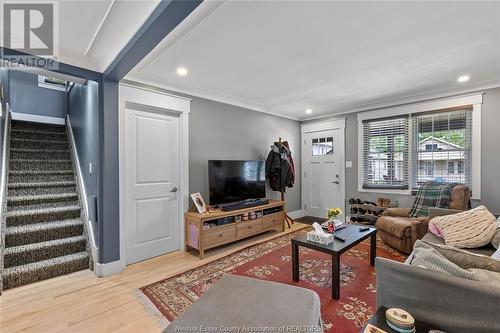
[{"left": 2, "top": 120, "right": 90, "bottom": 290}]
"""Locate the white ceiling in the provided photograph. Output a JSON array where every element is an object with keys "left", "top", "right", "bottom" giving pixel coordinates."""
[
  {"left": 1, "top": 0, "right": 160, "bottom": 72},
  {"left": 128, "top": 1, "right": 500, "bottom": 120}
]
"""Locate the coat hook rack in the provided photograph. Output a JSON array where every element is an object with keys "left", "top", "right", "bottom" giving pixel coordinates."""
[{"left": 277, "top": 137, "right": 294, "bottom": 228}]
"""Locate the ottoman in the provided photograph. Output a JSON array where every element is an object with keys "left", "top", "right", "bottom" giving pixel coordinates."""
[{"left": 164, "top": 274, "right": 322, "bottom": 333}]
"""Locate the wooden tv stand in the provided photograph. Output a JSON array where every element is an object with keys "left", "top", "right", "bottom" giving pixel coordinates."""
[{"left": 185, "top": 199, "right": 286, "bottom": 259}]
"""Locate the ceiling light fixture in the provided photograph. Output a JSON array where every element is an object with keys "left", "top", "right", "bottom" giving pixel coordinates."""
[
  {"left": 457, "top": 75, "right": 470, "bottom": 83},
  {"left": 176, "top": 67, "right": 188, "bottom": 76},
  {"left": 305, "top": 108, "right": 312, "bottom": 114}
]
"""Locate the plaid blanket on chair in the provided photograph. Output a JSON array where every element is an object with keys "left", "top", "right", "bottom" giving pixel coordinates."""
[{"left": 410, "top": 182, "right": 456, "bottom": 217}]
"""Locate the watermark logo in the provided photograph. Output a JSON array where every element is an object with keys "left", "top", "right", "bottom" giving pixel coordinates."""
[{"left": 1, "top": 2, "right": 59, "bottom": 69}]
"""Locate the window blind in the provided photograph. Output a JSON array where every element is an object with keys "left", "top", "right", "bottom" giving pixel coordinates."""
[
  {"left": 362, "top": 116, "right": 409, "bottom": 189},
  {"left": 411, "top": 108, "right": 473, "bottom": 189}
]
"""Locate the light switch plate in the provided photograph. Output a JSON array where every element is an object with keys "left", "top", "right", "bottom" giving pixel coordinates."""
[{"left": 345, "top": 161, "right": 353, "bottom": 168}]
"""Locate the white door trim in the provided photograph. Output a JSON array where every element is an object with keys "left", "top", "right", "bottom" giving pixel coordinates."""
[
  {"left": 301, "top": 119, "right": 346, "bottom": 218},
  {"left": 118, "top": 83, "right": 190, "bottom": 269}
]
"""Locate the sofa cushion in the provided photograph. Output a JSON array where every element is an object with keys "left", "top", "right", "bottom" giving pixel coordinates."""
[
  {"left": 422, "top": 232, "right": 496, "bottom": 256},
  {"left": 420, "top": 240, "right": 500, "bottom": 273},
  {"left": 376, "top": 216, "right": 413, "bottom": 238},
  {"left": 431, "top": 205, "right": 497, "bottom": 248}
]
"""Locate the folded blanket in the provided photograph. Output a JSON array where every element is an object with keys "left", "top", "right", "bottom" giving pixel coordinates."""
[
  {"left": 430, "top": 205, "right": 497, "bottom": 248},
  {"left": 411, "top": 241, "right": 500, "bottom": 288},
  {"left": 410, "top": 181, "right": 454, "bottom": 218}
]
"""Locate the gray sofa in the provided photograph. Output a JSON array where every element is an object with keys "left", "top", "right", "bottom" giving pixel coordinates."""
[{"left": 376, "top": 208, "right": 500, "bottom": 333}]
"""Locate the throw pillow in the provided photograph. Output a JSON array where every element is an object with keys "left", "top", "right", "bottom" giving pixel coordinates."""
[
  {"left": 431, "top": 205, "right": 497, "bottom": 248},
  {"left": 428, "top": 221, "right": 443, "bottom": 238},
  {"left": 491, "top": 217, "right": 500, "bottom": 250},
  {"left": 420, "top": 240, "right": 500, "bottom": 273}
]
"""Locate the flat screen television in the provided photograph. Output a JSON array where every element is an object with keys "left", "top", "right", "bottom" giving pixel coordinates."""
[{"left": 208, "top": 160, "right": 266, "bottom": 205}]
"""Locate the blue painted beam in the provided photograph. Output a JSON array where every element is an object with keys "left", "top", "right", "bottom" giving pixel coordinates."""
[
  {"left": 0, "top": 47, "right": 102, "bottom": 82},
  {"left": 104, "top": 0, "right": 203, "bottom": 81}
]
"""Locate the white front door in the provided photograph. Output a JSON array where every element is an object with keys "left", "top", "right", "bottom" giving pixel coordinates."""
[
  {"left": 124, "top": 107, "right": 180, "bottom": 264},
  {"left": 303, "top": 129, "right": 344, "bottom": 218}
]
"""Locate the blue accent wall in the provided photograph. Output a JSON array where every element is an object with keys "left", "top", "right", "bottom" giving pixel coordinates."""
[
  {"left": 9, "top": 71, "right": 67, "bottom": 118},
  {"left": 68, "top": 80, "right": 99, "bottom": 239},
  {"left": 0, "top": 68, "right": 10, "bottom": 170},
  {"left": 99, "top": 80, "right": 120, "bottom": 263}
]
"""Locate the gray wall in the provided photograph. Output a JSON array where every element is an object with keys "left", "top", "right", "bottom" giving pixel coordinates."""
[
  {"left": 9, "top": 71, "right": 67, "bottom": 118},
  {"left": 342, "top": 87, "right": 500, "bottom": 214},
  {"left": 479, "top": 87, "right": 500, "bottom": 214},
  {"left": 68, "top": 81, "right": 99, "bottom": 238},
  {"left": 189, "top": 96, "right": 302, "bottom": 212}
]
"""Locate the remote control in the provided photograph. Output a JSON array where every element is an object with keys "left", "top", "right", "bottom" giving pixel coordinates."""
[
  {"left": 334, "top": 235, "right": 346, "bottom": 242},
  {"left": 359, "top": 227, "right": 370, "bottom": 232}
]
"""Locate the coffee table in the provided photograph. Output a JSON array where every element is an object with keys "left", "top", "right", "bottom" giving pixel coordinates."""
[{"left": 291, "top": 224, "right": 377, "bottom": 300}]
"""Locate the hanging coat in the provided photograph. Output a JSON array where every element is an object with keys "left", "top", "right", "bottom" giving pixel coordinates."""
[{"left": 265, "top": 141, "right": 295, "bottom": 192}]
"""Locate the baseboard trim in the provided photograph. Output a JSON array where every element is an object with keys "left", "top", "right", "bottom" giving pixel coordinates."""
[
  {"left": 94, "top": 259, "right": 125, "bottom": 277},
  {"left": 287, "top": 209, "right": 305, "bottom": 220},
  {"left": 11, "top": 112, "right": 65, "bottom": 125}
]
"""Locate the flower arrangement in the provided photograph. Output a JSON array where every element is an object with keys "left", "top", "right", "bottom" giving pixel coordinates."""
[{"left": 327, "top": 207, "right": 342, "bottom": 220}]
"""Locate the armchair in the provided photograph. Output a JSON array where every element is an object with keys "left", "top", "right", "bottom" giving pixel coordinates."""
[{"left": 375, "top": 184, "right": 470, "bottom": 254}]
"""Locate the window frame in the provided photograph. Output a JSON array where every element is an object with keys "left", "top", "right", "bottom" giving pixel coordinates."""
[
  {"left": 361, "top": 115, "right": 410, "bottom": 190},
  {"left": 357, "top": 93, "right": 482, "bottom": 199}
]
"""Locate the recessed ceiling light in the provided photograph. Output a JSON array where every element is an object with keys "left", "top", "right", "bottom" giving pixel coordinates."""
[
  {"left": 457, "top": 75, "right": 470, "bottom": 83},
  {"left": 305, "top": 108, "right": 312, "bottom": 114},
  {"left": 176, "top": 67, "right": 188, "bottom": 76}
]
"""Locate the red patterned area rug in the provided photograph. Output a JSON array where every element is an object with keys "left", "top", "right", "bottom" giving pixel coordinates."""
[{"left": 139, "top": 228, "right": 406, "bottom": 333}]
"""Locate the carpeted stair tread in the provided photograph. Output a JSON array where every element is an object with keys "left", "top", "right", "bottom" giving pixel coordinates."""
[
  {"left": 4, "top": 236, "right": 87, "bottom": 268},
  {"left": 5, "top": 204, "right": 81, "bottom": 218},
  {"left": 2, "top": 252, "right": 89, "bottom": 290},
  {"left": 6, "top": 204, "right": 81, "bottom": 226},
  {"left": 10, "top": 159, "right": 73, "bottom": 171},
  {"left": 8, "top": 192, "right": 79, "bottom": 207},
  {"left": 8, "top": 170, "right": 75, "bottom": 183},
  {"left": 11, "top": 128, "right": 67, "bottom": 141},
  {"left": 10, "top": 138, "right": 69, "bottom": 150},
  {"left": 5, "top": 219, "right": 84, "bottom": 247},
  {"left": 7, "top": 202, "right": 81, "bottom": 214},
  {"left": 11, "top": 121, "right": 66, "bottom": 132},
  {"left": 10, "top": 148, "right": 71, "bottom": 160},
  {"left": 9, "top": 169, "right": 73, "bottom": 175},
  {"left": 9, "top": 180, "right": 76, "bottom": 188}
]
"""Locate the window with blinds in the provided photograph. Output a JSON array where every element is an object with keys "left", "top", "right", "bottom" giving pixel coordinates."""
[
  {"left": 411, "top": 108, "right": 472, "bottom": 189},
  {"left": 362, "top": 116, "right": 409, "bottom": 189}
]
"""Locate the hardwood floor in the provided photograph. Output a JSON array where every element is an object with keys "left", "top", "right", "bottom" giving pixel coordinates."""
[{"left": 0, "top": 223, "right": 307, "bottom": 333}]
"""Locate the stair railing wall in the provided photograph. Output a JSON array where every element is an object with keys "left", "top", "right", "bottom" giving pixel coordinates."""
[
  {"left": 0, "top": 104, "right": 11, "bottom": 294},
  {"left": 65, "top": 115, "right": 98, "bottom": 268}
]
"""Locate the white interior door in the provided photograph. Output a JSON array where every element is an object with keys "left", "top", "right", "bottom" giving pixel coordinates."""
[
  {"left": 124, "top": 107, "right": 180, "bottom": 264},
  {"left": 303, "top": 129, "right": 344, "bottom": 218}
]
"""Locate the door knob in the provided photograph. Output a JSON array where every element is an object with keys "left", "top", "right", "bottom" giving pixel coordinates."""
[
  {"left": 332, "top": 181, "right": 340, "bottom": 184},
  {"left": 170, "top": 186, "right": 178, "bottom": 193}
]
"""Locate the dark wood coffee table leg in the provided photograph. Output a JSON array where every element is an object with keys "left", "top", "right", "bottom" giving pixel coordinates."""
[
  {"left": 332, "top": 254, "right": 340, "bottom": 300},
  {"left": 370, "top": 232, "right": 377, "bottom": 266},
  {"left": 292, "top": 242, "right": 299, "bottom": 282}
]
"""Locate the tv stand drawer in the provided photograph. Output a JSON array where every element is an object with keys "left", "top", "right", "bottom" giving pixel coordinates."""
[
  {"left": 237, "top": 219, "right": 262, "bottom": 238},
  {"left": 204, "top": 225, "right": 236, "bottom": 249},
  {"left": 263, "top": 212, "right": 283, "bottom": 229}
]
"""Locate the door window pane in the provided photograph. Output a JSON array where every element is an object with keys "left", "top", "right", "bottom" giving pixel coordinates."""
[{"left": 312, "top": 137, "right": 333, "bottom": 156}]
